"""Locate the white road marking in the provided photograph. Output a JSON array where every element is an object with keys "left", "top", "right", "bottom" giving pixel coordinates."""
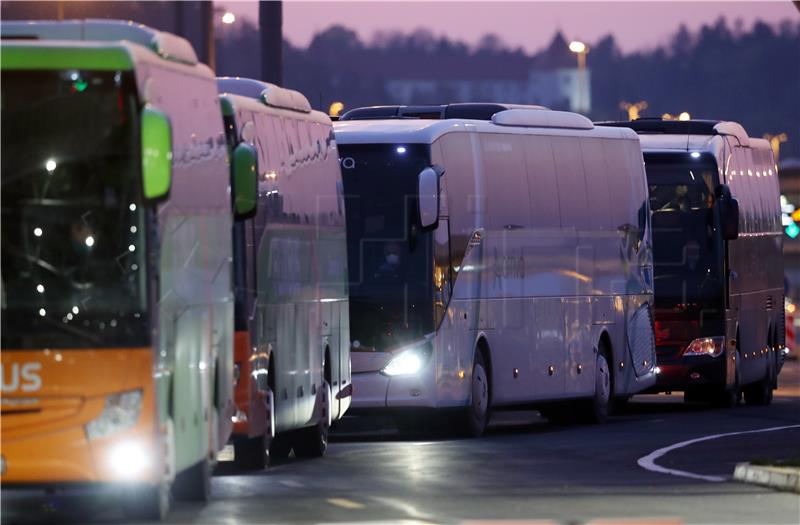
[
  {"left": 279, "top": 479, "right": 306, "bottom": 488},
  {"left": 326, "top": 497, "right": 365, "bottom": 510},
  {"left": 637, "top": 424, "right": 800, "bottom": 482},
  {"left": 370, "top": 496, "right": 438, "bottom": 522}
]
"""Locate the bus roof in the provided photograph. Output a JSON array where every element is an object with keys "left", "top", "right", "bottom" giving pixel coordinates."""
[
  {"left": 217, "top": 77, "right": 313, "bottom": 114},
  {"left": 220, "top": 91, "right": 333, "bottom": 127},
  {"left": 597, "top": 118, "right": 751, "bottom": 147},
  {"left": 334, "top": 113, "right": 635, "bottom": 145},
  {"left": 1, "top": 40, "right": 135, "bottom": 71},
  {"left": 1, "top": 19, "right": 197, "bottom": 65},
  {"left": 637, "top": 133, "right": 722, "bottom": 153},
  {"left": 340, "top": 103, "right": 548, "bottom": 121}
]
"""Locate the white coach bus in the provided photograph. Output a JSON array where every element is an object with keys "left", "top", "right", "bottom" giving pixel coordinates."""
[
  {"left": 334, "top": 106, "right": 657, "bottom": 436},
  {"left": 217, "top": 78, "right": 351, "bottom": 465}
]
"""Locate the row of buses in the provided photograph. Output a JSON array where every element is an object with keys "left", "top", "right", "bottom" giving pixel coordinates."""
[{"left": 0, "top": 20, "right": 785, "bottom": 520}]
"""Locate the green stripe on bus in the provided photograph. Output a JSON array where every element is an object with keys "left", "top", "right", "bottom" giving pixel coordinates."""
[
  {"left": 1, "top": 46, "right": 133, "bottom": 71},
  {"left": 219, "top": 95, "right": 235, "bottom": 117}
]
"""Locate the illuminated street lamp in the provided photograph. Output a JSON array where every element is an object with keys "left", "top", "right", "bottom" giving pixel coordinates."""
[
  {"left": 329, "top": 101, "right": 345, "bottom": 118},
  {"left": 221, "top": 11, "right": 236, "bottom": 25},
  {"left": 660, "top": 111, "right": 690, "bottom": 121},
  {"left": 764, "top": 132, "right": 788, "bottom": 163},
  {"left": 621, "top": 100, "right": 648, "bottom": 121},
  {"left": 569, "top": 40, "right": 589, "bottom": 114},
  {"left": 568, "top": 41, "right": 587, "bottom": 54}
]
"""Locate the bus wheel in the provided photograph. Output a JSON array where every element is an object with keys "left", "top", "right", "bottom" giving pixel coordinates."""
[
  {"left": 234, "top": 433, "right": 269, "bottom": 470},
  {"left": 172, "top": 457, "right": 211, "bottom": 502},
  {"left": 122, "top": 481, "right": 170, "bottom": 521},
  {"left": 712, "top": 370, "right": 741, "bottom": 408},
  {"left": 580, "top": 351, "right": 611, "bottom": 424},
  {"left": 269, "top": 433, "right": 293, "bottom": 462},
  {"left": 234, "top": 390, "right": 274, "bottom": 470},
  {"left": 294, "top": 381, "right": 331, "bottom": 458},
  {"left": 744, "top": 360, "right": 773, "bottom": 406},
  {"left": 458, "top": 351, "right": 490, "bottom": 437}
]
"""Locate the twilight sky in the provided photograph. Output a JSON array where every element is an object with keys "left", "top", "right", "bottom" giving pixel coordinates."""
[{"left": 216, "top": 1, "right": 799, "bottom": 53}]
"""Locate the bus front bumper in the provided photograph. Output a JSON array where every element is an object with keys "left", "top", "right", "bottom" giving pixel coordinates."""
[
  {"left": 1, "top": 424, "right": 163, "bottom": 485},
  {"left": 351, "top": 364, "right": 457, "bottom": 410},
  {"left": 649, "top": 347, "right": 728, "bottom": 393}
]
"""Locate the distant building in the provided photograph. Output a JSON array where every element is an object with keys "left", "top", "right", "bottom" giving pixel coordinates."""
[{"left": 384, "top": 32, "right": 591, "bottom": 113}]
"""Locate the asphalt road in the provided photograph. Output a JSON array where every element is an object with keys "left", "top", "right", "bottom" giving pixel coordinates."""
[{"left": 5, "top": 361, "right": 800, "bottom": 525}]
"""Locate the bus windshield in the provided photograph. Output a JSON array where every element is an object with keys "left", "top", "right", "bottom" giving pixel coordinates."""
[
  {"left": 645, "top": 153, "right": 724, "bottom": 311},
  {"left": 1, "top": 69, "right": 149, "bottom": 349},
  {"left": 339, "top": 144, "right": 434, "bottom": 352}
]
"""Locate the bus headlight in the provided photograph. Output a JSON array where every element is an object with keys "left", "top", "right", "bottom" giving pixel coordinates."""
[
  {"left": 85, "top": 389, "right": 143, "bottom": 440},
  {"left": 381, "top": 344, "right": 431, "bottom": 376},
  {"left": 682, "top": 337, "right": 725, "bottom": 358},
  {"left": 108, "top": 440, "right": 150, "bottom": 478}
]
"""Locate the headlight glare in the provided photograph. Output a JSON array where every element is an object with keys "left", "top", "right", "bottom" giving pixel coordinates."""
[
  {"left": 108, "top": 440, "right": 150, "bottom": 478},
  {"left": 381, "top": 345, "right": 431, "bottom": 376},
  {"left": 85, "top": 389, "right": 143, "bottom": 440},
  {"left": 683, "top": 337, "right": 725, "bottom": 357}
]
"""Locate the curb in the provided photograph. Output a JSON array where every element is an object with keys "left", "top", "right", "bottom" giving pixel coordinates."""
[{"left": 733, "top": 463, "right": 800, "bottom": 493}]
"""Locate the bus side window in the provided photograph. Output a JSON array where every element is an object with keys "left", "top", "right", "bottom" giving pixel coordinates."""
[
  {"left": 552, "top": 136, "right": 589, "bottom": 231},
  {"left": 524, "top": 134, "right": 560, "bottom": 229},
  {"left": 482, "top": 134, "right": 529, "bottom": 232},
  {"left": 438, "top": 133, "right": 479, "bottom": 278},
  {"left": 252, "top": 112, "right": 270, "bottom": 171},
  {"left": 754, "top": 148, "right": 772, "bottom": 234},
  {"left": 578, "top": 138, "right": 612, "bottom": 231},
  {"left": 604, "top": 139, "right": 635, "bottom": 233},
  {"left": 734, "top": 147, "right": 753, "bottom": 234}
]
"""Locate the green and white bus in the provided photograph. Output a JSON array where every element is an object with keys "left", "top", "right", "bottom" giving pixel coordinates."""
[{"left": 1, "top": 19, "right": 256, "bottom": 519}]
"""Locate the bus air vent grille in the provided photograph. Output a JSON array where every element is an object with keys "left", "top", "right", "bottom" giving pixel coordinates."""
[{"left": 627, "top": 304, "right": 656, "bottom": 377}]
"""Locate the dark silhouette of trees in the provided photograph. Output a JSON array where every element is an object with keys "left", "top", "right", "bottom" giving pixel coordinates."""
[{"left": 3, "top": 1, "right": 795, "bottom": 157}]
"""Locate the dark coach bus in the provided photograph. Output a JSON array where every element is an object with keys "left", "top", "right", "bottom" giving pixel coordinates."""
[{"left": 601, "top": 119, "right": 785, "bottom": 407}]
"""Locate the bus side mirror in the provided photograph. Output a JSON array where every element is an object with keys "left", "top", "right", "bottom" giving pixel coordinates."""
[
  {"left": 418, "top": 166, "right": 441, "bottom": 231},
  {"left": 721, "top": 198, "right": 740, "bottom": 240},
  {"left": 232, "top": 142, "right": 258, "bottom": 220},
  {"left": 717, "top": 184, "right": 739, "bottom": 241},
  {"left": 141, "top": 105, "right": 172, "bottom": 202}
]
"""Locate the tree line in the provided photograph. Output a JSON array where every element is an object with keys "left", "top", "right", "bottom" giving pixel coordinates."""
[{"left": 217, "top": 17, "right": 800, "bottom": 159}]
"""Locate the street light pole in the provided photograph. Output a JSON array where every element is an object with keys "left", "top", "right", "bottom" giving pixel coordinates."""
[
  {"left": 764, "top": 132, "right": 788, "bottom": 163},
  {"left": 260, "top": 1, "right": 284, "bottom": 86},
  {"left": 569, "top": 40, "right": 588, "bottom": 114}
]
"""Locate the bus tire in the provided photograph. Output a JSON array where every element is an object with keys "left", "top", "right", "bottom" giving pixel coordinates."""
[
  {"left": 458, "top": 350, "right": 490, "bottom": 437},
  {"left": 172, "top": 457, "right": 211, "bottom": 502},
  {"left": 712, "top": 369, "right": 741, "bottom": 408},
  {"left": 269, "top": 433, "right": 293, "bottom": 462},
  {"left": 234, "top": 433, "right": 269, "bottom": 471},
  {"left": 122, "top": 481, "right": 170, "bottom": 521},
  {"left": 744, "top": 362, "right": 773, "bottom": 406},
  {"left": 293, "top": 381, "right": 331, "bottom": 458},
  {"left": 580, "top": 350, "right": 611, "bottom": 424}
]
